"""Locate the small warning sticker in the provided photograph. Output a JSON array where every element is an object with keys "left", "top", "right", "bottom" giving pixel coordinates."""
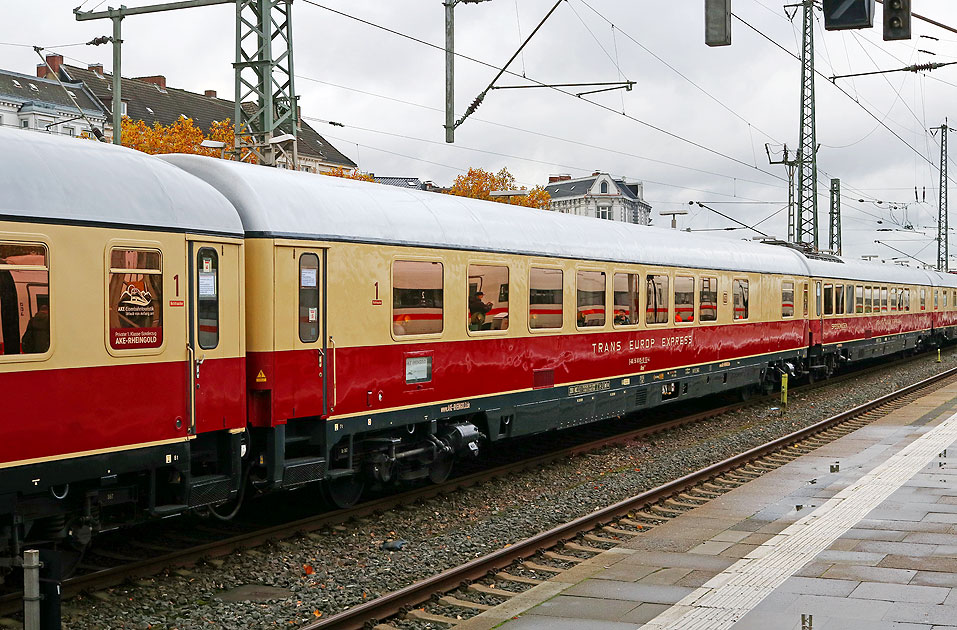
[
  {"left": 169, "top": 300, "right": 185, "bottom": 307},
  {"left": 256, "top": 370, "right": 267, "bottom": 383}
]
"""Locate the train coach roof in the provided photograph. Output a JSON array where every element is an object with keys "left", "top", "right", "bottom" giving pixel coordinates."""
[
  {"left": 803, "top": 256, "right": 936, "bottom": 286},
  {"left": 0, "top": 129, "right": 243, "bottom": 237},
  {"left": 161, "top": 155, "right": 810, "bottom": 275}
]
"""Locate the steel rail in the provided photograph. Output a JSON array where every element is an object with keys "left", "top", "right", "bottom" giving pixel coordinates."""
[{"left": 302, "top": 364, "right": 957, "bottom": 630}]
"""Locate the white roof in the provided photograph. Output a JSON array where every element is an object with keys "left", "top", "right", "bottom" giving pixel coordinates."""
[
  {"left": 161, "top": 155, "right": 811, "bottom": 275},
  {"left": 0, "top": 128, "right": 243, "bottom": 236},
  {"left": 805, "top": 257, "right": 939, "bottom": 286}
]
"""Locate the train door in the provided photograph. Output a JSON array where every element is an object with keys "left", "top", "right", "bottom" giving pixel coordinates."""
[
  {"left": 188, "top": 238, "right": 245, "bottom": 435},
  {"left": 275, "top": 245, "right": 326, "bottom": 418}
]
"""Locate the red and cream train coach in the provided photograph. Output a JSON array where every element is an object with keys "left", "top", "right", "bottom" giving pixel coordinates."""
[
  {"left": 167, "top": 155, "right": 814, "bottom": 506},
  {"left": 0, "top": 130, "right": 246, "bottom": 554}
]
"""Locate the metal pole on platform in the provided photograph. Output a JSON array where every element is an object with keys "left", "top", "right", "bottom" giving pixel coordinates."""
[{"left": 23, "top": 549, "right": 40, "bottom": 630}]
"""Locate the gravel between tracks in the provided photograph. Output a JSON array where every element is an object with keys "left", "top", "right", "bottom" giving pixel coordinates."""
[{"left": 38, "top": 352, "right": 957, "bottom": 629}]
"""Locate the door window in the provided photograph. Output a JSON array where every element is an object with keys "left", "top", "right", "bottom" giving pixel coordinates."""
[
  {"left": 197, "top": 248, "right": 219, "bottom": 349},
  {"left": 109, "top": 248, "right": 162, "bottom": 350},
  {"left": 299, "top": 253, "right": 320, "bottom": 342}
]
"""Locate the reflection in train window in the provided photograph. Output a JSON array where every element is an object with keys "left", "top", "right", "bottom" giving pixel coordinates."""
[
  {"left": 846, "top": 284, "right": 855, "bottom": 314},
  {"left": 393, "top": 260, "right": 443, "bottom": 336},
  {"left": 823, "top": 283, "right": 833, "bottom": 316},
  {"left": 0, "top": 242, "right": 49, "bottom": 356},
  {"left": 529, "top": 267, "right": 563, "bottom": 330},
  {"left": 920, "top": 289, "right": 926, "bottom": 311},
  {"left": 197, "top": 248, "right": 219, "bottom": 349},
  {"left": 109, "top": 248, "right": 162, "bottom": 351},
  {"left": 468, "top": 264, "right": 508, "bottom": 331},
  {"left": 613, "top": 273, "right": 640, "bottom": 326},
  {"left": 881, "top": 287, "right": 888, "bottom": 313},
  {"left": 700, "top": 277, "right": 718, "bottom": 322},
  {"left": 577, "top": 270, "right": 606, "bottom": 327},
  {"left": 674, "top": 276, "right": 694, "bottom": 323},
  {"left": 646, "top": 274, "right": 669, "bottom": 324},
  {"left": 856, "top": 285, "right": 864, "bottom": 313},
  {"left": 782, "top": 281, "right": 795, "bottom": 318},
  {"left": 733, "top": 279, "right": 749, "bottom": 320},
  {"left": 835, "top": 285, "right": 845, "bottom": 315}
]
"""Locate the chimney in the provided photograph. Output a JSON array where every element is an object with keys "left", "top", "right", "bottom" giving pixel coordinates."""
[
  {"left": 37, "top": 54, "right": 63, "bottom": 79},
  {"left": 88, "top": 63, "right": 104, "bottom": 75},
  {"left": 204, "top": 89, "right": 217, "bottom": 98},
  {"left": 548, "top": 174, "right": 572, "bottom": 183},
  {"left": 136, "top": 75, "right": 166, "bottom": 89},
  {"left": 592, "top": 171, "right": 602, "bottom": 177}
]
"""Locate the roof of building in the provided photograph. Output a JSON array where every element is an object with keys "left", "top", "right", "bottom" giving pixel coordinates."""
[
  {"left": 544, "top": 175, "right": 643, "bottom": 202},
  {"left": 161, "top": 154, "right": 816, "bottom": 276},
  {"left": 374, "top": 177, "right": 427, "bottom": 190},
  {"left": 0, "top": 127, "right": 243, "bottom": 236},
  {"left": 60, "top": 64, "right": 356, "bottom": 169},
  {"left": 0, "top": 69, "right": 105, "bottom": 119}
]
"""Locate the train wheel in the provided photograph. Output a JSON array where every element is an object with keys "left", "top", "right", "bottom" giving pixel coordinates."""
[
  {"left": 428, "top": 454, "right": 454, "bottom": 484},
  {"left": 323, "top": 475, "right": 365, "bottom": 509}
]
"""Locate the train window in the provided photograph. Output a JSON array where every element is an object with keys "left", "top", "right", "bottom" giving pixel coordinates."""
[
  {"left": 674, "top": 276, "right": 694, "bottom": 323},
  {"left": 881, "top": 287, "right": 888, "bottom": 313},
  {"left": 823, "top": 284, "right": 833, "bottom": 316},
  {"left": 945, "top": 291, "right": 949, "bottom": 308},
  {"left": 613, "top": 273, "right": 640, "bottom": 326},
  {"left": 855, "top": 285, "right": 864, "bottom": 313},
  {"left": 904, "top": 288, "right": 911, "bottom": 311},
  {"left": 864, "top": 287, "right": 873, "bottom": 313},
  {"left": 529, "top": 267, "right": 563, "bottom": 330},
  {"left": 646, "top": 274, "right": 669, "bottom": 324},
  {"left": 0, "top": 242, "right": 49, "bottom": 356},
  {"left": 815, "top": 282, "right": 822, "bottom": 317},
  {"left": 299, "top": 253, "right": 320, "bottom": 343},
  {"left": 109, "top": 248, "right": 162, "bottom": 350},
  {"left": 782, "top": 281, "right": 794, "bottom": 318},
  {"left": 935, "top": 290, "right": 939, "bottom": 310},
  {"left": 700, "top": 277, "right": 718, "bottom": 322},
  {"left": 733, "top": 279, "right": 749, "bottom": 320},
  {"left": 920, "top": 289, "right": 926, "bottom": 311},
  {"left": 468, "top": 264, "right": 508, "bottom": 332},
  {"left": 845, "top": 284, "right": 854, "bottom": 314},
  {"left": 196, "top": 249, "right": 220, "bottom": 349},
  {"left": 835, "top": 285, "right": 845, "bottom": 315},
  {"left": 393, "top": 260, "right": 444, "bottom": 336},
  {"left": 576, "top": 271, "right": 606, "bottom": 327},
  {"left": 803, "top": 283, "right": 809, "bottom": 317}
]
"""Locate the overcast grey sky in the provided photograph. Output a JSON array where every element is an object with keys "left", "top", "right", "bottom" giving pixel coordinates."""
[{"left": 3, "top": 1, "right": 957, "bottom": 264}]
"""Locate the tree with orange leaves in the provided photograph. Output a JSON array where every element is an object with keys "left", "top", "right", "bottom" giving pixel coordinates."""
[
  {"left": 119, "top": 116, "right": 257, "bottom": 162},
  {"left": 448, "top": 167, "right": 550, "bottom": 209},
  {"left": 321, "top": 167, "right": 376, "bottom": 182}
]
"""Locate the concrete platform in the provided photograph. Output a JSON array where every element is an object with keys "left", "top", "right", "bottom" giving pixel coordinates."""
[{"left": 456, "top": 381, "right": 957, "bottom": 630}]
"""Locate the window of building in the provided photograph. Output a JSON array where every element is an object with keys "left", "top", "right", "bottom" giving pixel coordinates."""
[
  {"left": 920, "top": 288, "right": 926, "bottom": 311},
  {"left": 197, "top": 248, "right": 219, "bottom": 349},
  {"left": 20, "top": 119, "right": 28, "bottom": 129},
  {"left": 597, "top": 206, "right": 611, "bottom": 220},
  {"left": 529, "top": 267, "right": 563, "bottom": 330},
  {"left": 299, "top": 253, "right": 320, "bottom": 343},
  {"left": 646, "top": 274, "right": 669, "bottom": 324},
  {"left": 823, "top": 283, "right": 834, "bottom": 316},
  {"left": 393, "top": 260, "right": 443, "bottom": 336},
  {"left": 11, "top": 79, "right": 21, "bottom": 88},
  {"left": 577, "top": 270, "right": 606, "bottom": 327},
  {"left": 674, "top": 276, "right": 694, "bottom": 323},
  {"left": 734, "top": 279, "right": 749, "bottom": 320},
  {"left": 0, "top": 242, "right": 50, "bottom": 356},
  {"left": 600, "top": 181, "right": 608, "bottom": 194},
  {"left": 782, "top": 281, "right": 795, "bottom": 318},
  {"left": 613, "top": 272, "right": 640, "bottom": 326},
  {"left": 881, "top": 287, "right": 888, "bottom": 312},
  {"left": 108, "top": 248, "right": 162, "bottom": 350},
  {"left": 835, "top": 285, "right": 845, "bottom": 315},
  {"left": 700, "top": 277, "right": 718, "bottom": 322},
  {"left": 856, "top": 285, "right": 864, "bottom": 313},
  {"left": 468, "top": 264, "right": 508, "bottom": 331}
]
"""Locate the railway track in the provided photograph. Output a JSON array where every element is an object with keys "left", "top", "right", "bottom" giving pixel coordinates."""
[
  {"left": 0, "top": 348, "right": 952, "bottom": 620},
  {"left": 301, "top": 361, "right": 957, "bottom": 630}
]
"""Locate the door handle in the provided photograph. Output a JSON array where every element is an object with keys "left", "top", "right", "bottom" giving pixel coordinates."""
[{"left": 195, "top": 356, "right": 205, "bottom": 380}]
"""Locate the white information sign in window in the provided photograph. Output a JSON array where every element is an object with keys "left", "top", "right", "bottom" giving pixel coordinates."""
[
  {"left": 405, "top": 356, "right": 432, "bottom": 384},
  {"left": 198, "top": 272, "right": 217, "bottom": 297},
  {"left": 301, "top": 267, "right": 318, "bottom": 288}
]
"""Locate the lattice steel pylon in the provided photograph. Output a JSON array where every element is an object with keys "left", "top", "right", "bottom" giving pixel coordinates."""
[
  {"left": 234, "top": 0, "right": 298, "bottom": 168},
  {"left": 938, "top": 121, "right": 949, "bottom": 272},
  {"left": 796, "top": 0, "right": 819, "bottom": 249},
  {"left": 829, "top": 178, "right": 841, "bottom": 255}
]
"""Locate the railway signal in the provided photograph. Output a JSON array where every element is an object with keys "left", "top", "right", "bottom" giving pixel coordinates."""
[
  {"left": 883, "top": 0, "right": 912, "bottom": 40},
  {"left": 705, "top": 0, "right": 732, "bottom": 47},
  {"left": 823, "top": 0, "right": 875, "bottom": 31}
]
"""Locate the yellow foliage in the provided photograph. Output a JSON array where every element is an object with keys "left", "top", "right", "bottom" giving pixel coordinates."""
[
  {"left": 120, "top": 116, "right": 257, "bottom": 162},
  {"left": 448, "top": 167, "right": 550, "bottom": 209},
  {"left": 321, "top": 167, "right": 376, "bottom": 182}
]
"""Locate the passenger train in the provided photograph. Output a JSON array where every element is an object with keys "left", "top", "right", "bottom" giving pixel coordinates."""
[{"left": 2, "top": 129, "right": 956, "bottom": 567}]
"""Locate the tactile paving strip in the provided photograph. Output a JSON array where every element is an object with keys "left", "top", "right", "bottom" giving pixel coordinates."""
[{"left": 641, "top": 410, "right": 957, "bottom": 630}]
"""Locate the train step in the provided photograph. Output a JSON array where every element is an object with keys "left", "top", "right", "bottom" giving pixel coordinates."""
[
  {"left": 282, "top": 456, "right": 326, "bottom": 488},
  {"left": 151, "top": 504, "right": 187, "bottom": 517},
  {"left": 188, "top": 474, "right": 233, "bottom": 507}
]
